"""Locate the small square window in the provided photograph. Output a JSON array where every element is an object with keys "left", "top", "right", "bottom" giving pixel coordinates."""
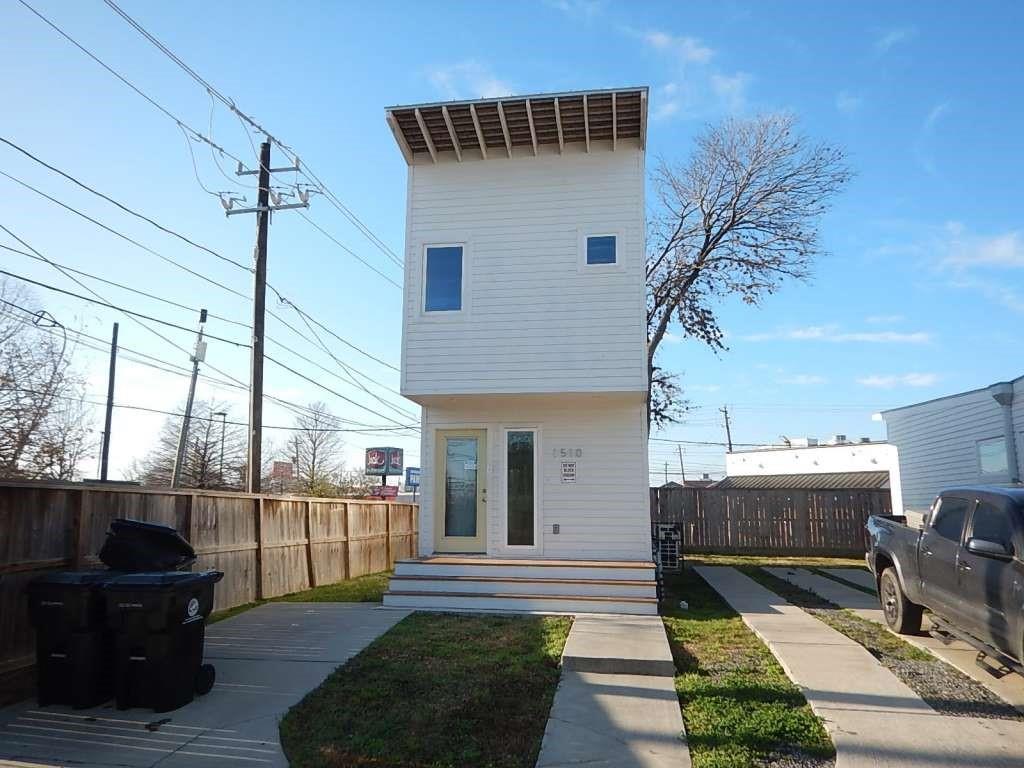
[
  {"left": 586, "top": 235, "right": 616, "bottom": 265},
  {"left": 424, "top": 245, "right": 463, "bottom": 312},
  {"left": 978, "top": 437, "right": 1008, "bottom": 476}
]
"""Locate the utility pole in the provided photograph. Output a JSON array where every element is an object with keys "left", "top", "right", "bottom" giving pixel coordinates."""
[
  {"left": 99, "top": 322, "right": 119, "bottom": 481},
  {"left": 223, "top": 141, "right": 310, "bottom": 493},
  {"left": 720, "top": 405, "right": 733, "bottom": 452},
  {"left": 677, "top": 444, "right": 685, "bottom": 483},
  {"left": 171, "top": 309, "right": 208, "bottom": 488},
  {"left": 664, "top": 461, "right": 669, "bottom": 484}
]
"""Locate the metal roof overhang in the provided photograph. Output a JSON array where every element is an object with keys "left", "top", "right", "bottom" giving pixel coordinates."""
[
  {"left": 715, "top": 471, "right": 892, "bottom": 491},
  {"left": 385, "top": 86, "right": 648, "bottom": 164}
]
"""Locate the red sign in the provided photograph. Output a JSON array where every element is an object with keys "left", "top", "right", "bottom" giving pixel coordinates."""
[
  {"left": 370, "top": 485, "right": 398, "bottom": 499},
  {"left": 365, "top": 448, "right": 387, "bottom": 475}
]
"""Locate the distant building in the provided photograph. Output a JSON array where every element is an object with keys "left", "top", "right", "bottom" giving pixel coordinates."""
[
  {"left": 724, "top": 437, "right": 902, "bottom": 516},
  {"left": 881, "top": 376, "right": 1023, "bottom": 516}
]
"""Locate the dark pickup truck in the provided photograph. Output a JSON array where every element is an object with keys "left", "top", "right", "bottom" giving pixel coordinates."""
[{"left": 866, "top": 486, "right": 1024, "bottom": 671}]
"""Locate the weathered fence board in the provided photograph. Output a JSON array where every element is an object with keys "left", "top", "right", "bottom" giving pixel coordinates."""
[
  {"left": 651, "top": 485, "right": 890, "bottom": 556},
  {"left": 0, "top": 481, "right": 417, "bottom": 685}
]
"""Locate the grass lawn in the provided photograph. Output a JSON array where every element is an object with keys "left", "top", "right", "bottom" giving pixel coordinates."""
[
  {"left": 686, "top": 553, "right": 866, "bottom": 569},
  {"left": 280, "top": 612, "right": 571, "bottom": 768},
  {"left": 662, "top": 568, "right": 834, "bottom": 768},
  {"left": 208, "top": 571, "right": 391, "bottom": 624}
]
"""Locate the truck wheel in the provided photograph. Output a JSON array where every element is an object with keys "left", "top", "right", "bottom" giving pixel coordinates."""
[{"left": 880, "top": 568, "right": 922, "bottom": 634}]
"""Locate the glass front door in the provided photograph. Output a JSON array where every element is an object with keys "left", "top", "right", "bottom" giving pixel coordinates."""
[{"left": 434, "top": 430, "right": 486, "bottom": 552}]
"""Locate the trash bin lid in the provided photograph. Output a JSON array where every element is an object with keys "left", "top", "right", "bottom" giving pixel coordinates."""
[
  {"left": 99, "top": 518, "right": 196, "bottom": 571},
  {"left": 28, "top": 570, "right": 119, "bottom": 588},
  {"left": 103, "top": 570, "right": 224, "bottom": 590}
]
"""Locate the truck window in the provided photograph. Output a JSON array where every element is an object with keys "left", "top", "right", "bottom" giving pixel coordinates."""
[
  {"left": 932, "top": 497, "right": 970, "bottom": 542},
  {"left": 970, "top": 501, "right": 1013, "bottom": 546}
]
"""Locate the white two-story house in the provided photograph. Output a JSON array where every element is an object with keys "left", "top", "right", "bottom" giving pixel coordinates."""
[{"left": 381, "top": 88, "right": 656, "bottom": 614}]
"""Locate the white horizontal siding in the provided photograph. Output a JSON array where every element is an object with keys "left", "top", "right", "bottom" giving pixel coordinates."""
[
  {"left": 883, "top": 383, "right": 1021, "bottom": 513},
  {"left": 401, "top": 151, "right": 647, "bottom": 397},
  {"left": 418, "top": 394, "right": 650, "bottom": 561}
]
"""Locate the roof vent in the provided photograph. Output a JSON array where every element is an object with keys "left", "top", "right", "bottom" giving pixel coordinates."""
[{"left": 859, "top": 437, "right": 871, "bottom": 443}]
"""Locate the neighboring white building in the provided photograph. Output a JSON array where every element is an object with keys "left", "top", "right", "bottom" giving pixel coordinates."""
[
  {"left": 881, "top": 376, "right": 1023, "bottom": 516},
  {"left": 724, "top": 438, "right": 903, "bottom": 516},
  {"left": 381, "top": 89, "right": 657, "bottom": 614}
]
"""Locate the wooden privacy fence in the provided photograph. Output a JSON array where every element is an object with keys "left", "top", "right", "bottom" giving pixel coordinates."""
[
  {"left": 650, "top": 485, "right": 891, "bottom": 556},
  {"left": 0, "top": 480, "right": 417, "bottom": 681}
]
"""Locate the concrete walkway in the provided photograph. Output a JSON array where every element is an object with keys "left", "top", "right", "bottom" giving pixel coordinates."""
[
  {"left": 0, "top": 603, "right": 409, "bottom": 768},
  {"left": 535, "top": 614, "right": 690, "bottom": 768},
  {"left": 767, "top": 566, "right": 1024, "bottom": 711},
  {"left": 820, "top": 567, "right": 876, "bottom": 592},
  {"left": 697, "top": 566, "right": 1024, "bottom": 768}
]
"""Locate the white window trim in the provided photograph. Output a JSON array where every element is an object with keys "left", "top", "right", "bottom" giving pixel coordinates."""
[
  {"left": 976, "top": 435, "right": 1010, "bottom": 478},
  {"left": 578, "top": 228, "right": 624, "bottom": 271},
  {"left": 421, "top": 242, "right": 468, "bottom": 317},
  {"left": 502, "top": 426, "right": 541, "bottom": 553}
]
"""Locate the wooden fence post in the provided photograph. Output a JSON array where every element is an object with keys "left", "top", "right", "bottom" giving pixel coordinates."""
[
  {"left": 304, "top": 500, "right": 317, "bottom": 589},
  {"left": 385, "top": 503, "right": 393, "bottom": 567},
  {"left": 343, "top": 503, "right": 351, "bottom": 581},
  {"left": 254, "top": 497, "right": 265, "bottom": 600},
  {"left": 70, "top": 489, "right": 88, "bottom": 569}
]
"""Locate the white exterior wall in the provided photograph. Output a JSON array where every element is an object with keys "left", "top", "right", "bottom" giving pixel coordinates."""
[
  {"left": 417, "top": 394, "right": 650, "bottom": 560},
  {"left": 882, "top": 377, "right": 1024, "bottom": 515},
  {"left": 400, "top": 148, "right": 647, "bottom": 397},
  {"left": 725, "top": 443, "right": 904, "bottom": 516}
]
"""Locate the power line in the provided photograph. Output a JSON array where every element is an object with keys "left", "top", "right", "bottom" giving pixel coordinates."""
[
  {"left": 0, "top": 138, "right": 402, "bottom": 371},
  {"left": 99, "top": 0, "right": 404, "bottom": 269},
  {"left": 648, "top": 436, "right": 769, "bottom": 448},
  {"left": 1, "top": 306, "right": 419, "bottom": 434},
  {"left": 296, "top": 211, "right": 401, "bottom": 289},
  {"left": 0, "top": 267, "right": 249, "bottom": 348}
]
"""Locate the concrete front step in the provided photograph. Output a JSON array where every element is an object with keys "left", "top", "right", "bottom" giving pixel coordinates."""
[
  {"left": 393, "top": 558, "right": 655, "bottom": 582},
  {"left": 561, "top": 614, "right": 677, "bottom": 676},
  {"left": 388, "top": 575, "right": 657, "bottom": 598},
  {"left": 382, "top": 590, "right": 659, "bottom": 615}
]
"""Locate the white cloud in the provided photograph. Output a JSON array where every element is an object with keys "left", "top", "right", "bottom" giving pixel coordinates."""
[
  {"left": 428, "top": 61, "right": 513, "bottom": 100},
  {"left": 944, "top": 230, "right": 1024, "bottom": 268},
  {"left": 857, "top": 373, "right": 939, "bottom": 388},
  {"left": 865, "top": 314, "right": 904, "bottom": 324},
  {"left": 710, "top": 72, "right": 750, "bottom": 112},
  {"left": 545, "top": 0, "right": 605, "bottom": 19},
  {"left": 874, "top": 26, "right": 917, "bottom": 53},
  {"left": 742, "top": 324, "right": 931, "bottom": 344},
  {"left": 779, "top": 374, "right": 828, "bottom": 385},
  {"left": 916, "top": 101, "right": 951, "bottom": 175},
  {"left": 643, "top": 30, "right": 714, "bottom": 63},
  {"left": 836, "top": 91, "right": 864, "bottom": 114}
]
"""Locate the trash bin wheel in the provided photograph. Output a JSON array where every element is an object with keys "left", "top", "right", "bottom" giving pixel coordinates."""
[{"left": 195, "top": 664, "right": 216, "bottom": 695}]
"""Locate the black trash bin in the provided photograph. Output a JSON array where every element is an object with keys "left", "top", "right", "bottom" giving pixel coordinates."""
[
  {"left": 103, "top": 570, "right": 224, "bottom": 712},
  {"left": 26, "top": 571, "right": 120, "bottom": 708}
]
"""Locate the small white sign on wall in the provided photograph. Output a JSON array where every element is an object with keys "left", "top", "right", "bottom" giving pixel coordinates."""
[{"left": 560, "top": 461, "right": 577, "bottom": 484}]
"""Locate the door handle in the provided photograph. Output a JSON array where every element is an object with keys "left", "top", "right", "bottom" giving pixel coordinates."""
[
  {"left": 922, "top": 549, "right": 933, "bottom": 556},
  {"left": 958, "top": 561, "right": 972, "bottom": 572}
]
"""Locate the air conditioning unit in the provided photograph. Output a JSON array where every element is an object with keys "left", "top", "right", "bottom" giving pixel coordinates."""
[
  {"left": 832, "top": 434, "right": 848, "bottom": 444},
  {"left": 652, "top": 523, "right": 682, "bottom": 572}
]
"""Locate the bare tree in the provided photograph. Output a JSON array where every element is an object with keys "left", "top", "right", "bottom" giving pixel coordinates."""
[
  {"left": 139, "top": 400, "right": 247, "bottom": 489},
  {"left": 0, "top": 277, "right": 95, "bottom": 479},
  {"left": 646, "top": 114, "right": 852, "bottom": 428},
  {"left": 288, "top": 402, "right": 345, "bottom": 497}
]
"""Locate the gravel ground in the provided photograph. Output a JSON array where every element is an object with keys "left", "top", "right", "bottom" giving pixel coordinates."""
[
  {"left": 746, "top": 567, "right": 1024, "bottom": 722},
  {"left": 759, "top": 746, "right": 835, "bottom": 768}
]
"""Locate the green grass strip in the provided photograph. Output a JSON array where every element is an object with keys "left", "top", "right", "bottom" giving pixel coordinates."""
[
  {"left": 280, "top": 612, "right": 570, "bottom": 768},
  {"left": 662, "top": 569, "right": 834, "bottom": 768}
]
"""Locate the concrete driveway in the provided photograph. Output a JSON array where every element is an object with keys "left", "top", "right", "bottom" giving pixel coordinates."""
[{"left": 0, "top": 603, "right": 409, "bottom": 767}]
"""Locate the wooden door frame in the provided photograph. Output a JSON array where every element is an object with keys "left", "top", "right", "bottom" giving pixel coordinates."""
[{"left": 433, "top": 428, "right": 487, "bottom": 553}]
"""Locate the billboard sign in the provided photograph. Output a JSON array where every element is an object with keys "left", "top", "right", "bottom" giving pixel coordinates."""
[
  {"left": 405, "top": 467, "right": 421, "bottom": 489},
  {"left": 369, "top": 484, "right": 399, "bottom": 499},
  {"left": 366, "top": 447, "right": 404, "bottom": 476}
]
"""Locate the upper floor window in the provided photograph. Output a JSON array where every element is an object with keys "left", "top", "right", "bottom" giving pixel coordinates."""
[
  {"left": 424, "top": 245, "right": 463, "bottom": 312},
  {"left": 586, "top": 235, "right": 617, "bottom": 265},
  {"left": 977, "top": 437, "right": 1008, "bottom": 476}
]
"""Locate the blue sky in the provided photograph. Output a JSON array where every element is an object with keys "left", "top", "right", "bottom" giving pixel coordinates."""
[{"left": 2, "top": 0, "right": 1021, "bottom": 481}]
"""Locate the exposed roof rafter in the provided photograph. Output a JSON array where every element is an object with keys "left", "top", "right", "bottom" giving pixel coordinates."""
[
  {"left": 495, "top": 101, "right": 513, "bottom": 158},
  {"left": 440, "top": 105, "right": 462, "bottom": 162},
  {"left": 583, "top": 94, "right": 591, "bottom": 153},
  {"left": 469, "top": 104, "right": 488, "bottom": 159},
  {"left": 413, "top": 108, "right": 437, "bottom": 163},
  {"left": 525, "top": 99, "right": 538, "bottom": 157},
  {"left": 553, "top": 97, "right": 565, "bottom": 154}
]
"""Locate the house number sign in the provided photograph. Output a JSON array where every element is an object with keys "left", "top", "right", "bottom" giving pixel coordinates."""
[{"left": 552, "top": 448, "right": 583, "bottom": 459}]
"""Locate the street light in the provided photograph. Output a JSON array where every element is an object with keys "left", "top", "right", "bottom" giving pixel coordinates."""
[{"left": 213, "top": 411, "right": 228, "bottom": 487}]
